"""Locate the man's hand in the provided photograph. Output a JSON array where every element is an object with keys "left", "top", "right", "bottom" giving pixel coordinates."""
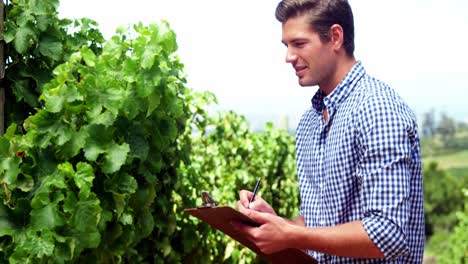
[
  {"left": 238, "top": 189, "right": 277, "bottom": 215},
  {"left": 232, "top": 207, "right": 295, "bottom": 254}
]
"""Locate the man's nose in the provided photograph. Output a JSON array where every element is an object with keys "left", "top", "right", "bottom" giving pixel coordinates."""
[{"left": 285, "top": 48, "right": 297, "bottom": 63}]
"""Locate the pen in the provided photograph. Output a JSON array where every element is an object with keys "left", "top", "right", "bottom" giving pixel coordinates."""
[{"left": 249, "top": 177, "right": 261, "bottom": 205}]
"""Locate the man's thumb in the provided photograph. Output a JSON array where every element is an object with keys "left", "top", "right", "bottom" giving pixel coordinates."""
[{"left": 247, "top": 210, "right": 268, "bottom": 224}]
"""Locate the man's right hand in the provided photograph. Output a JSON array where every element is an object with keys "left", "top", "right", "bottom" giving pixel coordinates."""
[{"left": 237, "top": 189, "right": 277, "bottom": 216}]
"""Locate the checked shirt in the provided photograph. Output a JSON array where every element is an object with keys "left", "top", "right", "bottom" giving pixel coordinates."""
[{"left": 295, "top": 62, "right": 425, "bottom": 263}]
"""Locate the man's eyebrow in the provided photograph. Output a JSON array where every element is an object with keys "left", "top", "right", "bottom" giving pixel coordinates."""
[
  {"left": 282, "top": 38, "right": 308, "bottom": 46},
  {"left": 291, "top": 38, "right": 308, "bottom": 43}
]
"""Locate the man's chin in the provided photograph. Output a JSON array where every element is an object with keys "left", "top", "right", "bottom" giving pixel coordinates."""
[{"left": 298, "top": 78, "right": 316, "bottom": 87}]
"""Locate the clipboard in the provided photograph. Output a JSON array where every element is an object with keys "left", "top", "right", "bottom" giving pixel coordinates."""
[{"left": 185, "top": 200, "right": 317, "bottom": 264}]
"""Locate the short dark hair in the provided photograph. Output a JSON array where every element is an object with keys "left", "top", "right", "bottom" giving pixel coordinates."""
[{"left": 275, "top": 0, "right": 355, "bottom": 56}]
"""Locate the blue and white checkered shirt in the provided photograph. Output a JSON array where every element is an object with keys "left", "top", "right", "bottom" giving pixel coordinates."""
[{"left": 295, "top": 61, "right": 425, "bottom": 263}]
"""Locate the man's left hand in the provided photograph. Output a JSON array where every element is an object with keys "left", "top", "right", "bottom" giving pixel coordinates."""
[{"left": 233, "top": 205, "right": 295, "bottom": 254}]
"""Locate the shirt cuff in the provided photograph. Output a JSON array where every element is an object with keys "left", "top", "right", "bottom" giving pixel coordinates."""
[{"left": 362, "top": 215, "right": 409, "bottom": 259}]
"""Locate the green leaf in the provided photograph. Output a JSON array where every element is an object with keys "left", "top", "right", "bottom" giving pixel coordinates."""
[
  {"left": 120, "top": 213, "right": 133, "bottom": 225},
  {"left": 119, "top": 174, "right": 137, "bottom": 194},
  {"left": 105, "top": 173, "right": 137, "bottom": 194},
  {"left": 86, "top": 85, "right": 126, "bottom": 117},
  {"left": 0, "top": 217, "right": 15, "bottom": 236},
  {"left": 84, "top": 142, "right": 105, "bottom": 162},
  {"left": 102, "top": 36, "right": 123, "bottom": 65},
  {"left": 147, "top": 92, "right": 161, "bottom": 117},
  {"left": 121, "top": 91, "right": 143, "bottom": 119},
  {"left": 16, "top": 174, "right": 34, "bottom": 192},
  {"left": 0, "top": 156, "right": 21, "bottom": 185},
  {"left": 63, "top": 191, "right": 78, "bottom": 214},
  {"left": 73, "top": 199, "right": 101, "bottom": 232},
  {"left": 36, "top": 15, "right": 50, "bottom": 31},
  {"left": 137, "top": 72, "right": 156, "bottom": 97},
  {"left": 72, "top": 197, "right": 102, "bottom": 249},
  {"left": 87, "top": 108, "right": 116, "bottom": 127},
  {"left": 58, "top": 128, "right": 89, "bottom": 159},
  {"left": 168, "top": 97, "right": 184, "bottom": 118},
  {"left": 13, "top": 79, "right": 39, "bottom": 107},
  {"left": 42, "top": 89, "right": 64, "bottom": 112},
  {"left": 77, "top": 231, "right": 101, "bottom": 249},
  {"left": 30, "top": 203, "right": 65, "bottom": 230},
  {"left": 159, "top": 119, "right": 178, "bottom": 142},
  {"left": 42, "top": 82, "right": 83, "bottom": 113},
  {"left": 53, "top": 241, "right": 74, "bottom": 263},
  {"left": 74, "top": 162, "right": 95, "bottom": 198},
  {"left": 0, "top": 137, "right": 10, "bottom": 156},
  {"left": 156, "top": 21, "right": 178, "bottom": 53},
  {"left": 81, "top": 46, "right": 96, "bottom": 67},
  {"left": 24, "top": 110, "right": 54, "bottom": 131},
  {"left": 56, "top": 125, "right": 74, "bottom": 146},
  {"left": 30, "top": 0, "right": 54, "bottom": 16},
  {"left": 14, "top": 26, "right": 37, "bottom": 54},
  {"left": 83, "top": 125, "right": 111, "bottom": 161},
  {"left": 4, "top": 21, "right": 17, "bottom": 43},
  {"left": 122, "top": 58, "right": 138, "bottom": 83},
  {"left": 141, "top": 43, "right": 161, "bottom": 70},
  {"left": 17, "top": 13, "right": 35, "bottom": 28},
  {"left": 11, "top": 230, "right": 56, "bottom": 259},
  {"left": 161, "top": 237, "right": 172, "bottom": 257},
  {"left": 130, "top": 185, "right": 156, "bottom": 210},
  {"left": 224, "top": 240, "right": 236, "bottom": 261},
  {"left": 136, "top": 208, "right": 154, "bottom": 238},
  {"left": 31, "top": 173, "right": 67, "bottom": 209},
  {"left": 102, "top": 143, "right": 130, "bottom": 174},
  {"left": 112, "top": 192, "right": 126, "bottom": 218},
  {"left": 128, "top": 133, "right": 149, "bottom": 160},
  {"left": 38, "top": 36, "right": 63, "bottom": 61}
]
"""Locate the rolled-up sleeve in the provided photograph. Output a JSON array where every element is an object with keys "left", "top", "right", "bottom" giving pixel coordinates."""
[
  {"left": 355, "top": 91, "right": 416, "bottom": 259},
  {"left": 362, "top": 213, "right": 409, "bottom": 259}
]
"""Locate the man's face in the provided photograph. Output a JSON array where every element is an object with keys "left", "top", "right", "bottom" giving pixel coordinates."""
[{"left": 281, "top": 15, "right": 334, "bottom": 87}]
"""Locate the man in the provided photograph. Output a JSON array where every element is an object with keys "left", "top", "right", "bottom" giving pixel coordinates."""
[{"left": 234, "top": 0, "right": 425, "bottom": 263}]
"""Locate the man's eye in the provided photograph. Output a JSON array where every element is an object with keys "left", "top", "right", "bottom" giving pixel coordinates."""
[{"left": 294, "top": 42, "right": 305, "bottom": 47}]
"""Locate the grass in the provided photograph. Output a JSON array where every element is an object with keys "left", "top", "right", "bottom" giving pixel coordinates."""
[
  {"left": 423, "top": 150, "right": 468, "bottom": 180},
  {"left": 424, "top": 150, "right": 468, "bottom": 172},
  {"left": 447, "top": 167, "right": 468, "bottom": 178}
]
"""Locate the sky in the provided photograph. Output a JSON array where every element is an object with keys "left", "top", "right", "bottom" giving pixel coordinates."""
[{"left": 58, "top": 0, "right": 468, "bottom": 130}]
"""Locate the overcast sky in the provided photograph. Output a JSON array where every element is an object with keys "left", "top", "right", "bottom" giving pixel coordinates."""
[{"left": 58, "top": 0, "right": 468, "bottom": 129}]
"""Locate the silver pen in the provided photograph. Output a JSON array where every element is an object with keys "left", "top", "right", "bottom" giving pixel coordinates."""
[{"left": 249, "top": 177, "right": 261, "bottom": 205}]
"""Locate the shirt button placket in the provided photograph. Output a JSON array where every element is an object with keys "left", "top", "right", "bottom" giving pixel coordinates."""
[
  {"left": 319, "top": 118, "right": 329, "bottom": 227},
  {"left": 318, "top": 124, "right": 327, "bottom": 226}
]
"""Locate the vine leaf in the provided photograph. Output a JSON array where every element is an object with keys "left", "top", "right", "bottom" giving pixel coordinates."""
[
  {"left": 102, "top": 143, "right": 130, "bottom": 174},
  {"left": 14, "top": 26, "right": 36, "bottom": 54},
  {"left": 38, "top": 36, "right": 63, "bottom": 61}
]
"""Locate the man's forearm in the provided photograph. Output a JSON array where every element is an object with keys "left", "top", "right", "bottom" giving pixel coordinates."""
[
  {"left": 287, "top": 215, "right": 305, "bottom": 226},
  {"left": 288, "top": 220, "right": 384, "bottom": 258}
]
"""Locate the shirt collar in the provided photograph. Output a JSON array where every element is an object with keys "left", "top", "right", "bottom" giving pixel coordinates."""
[{"left": 311, "top": 61, "right": 366, "bottom": 113}]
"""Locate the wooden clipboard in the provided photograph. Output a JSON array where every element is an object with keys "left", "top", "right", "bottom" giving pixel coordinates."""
[{"left": 185, "top": 206, "right": 317, "bottom": 264}]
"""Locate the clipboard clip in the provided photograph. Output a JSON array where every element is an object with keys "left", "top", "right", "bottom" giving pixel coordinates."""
[{"left": 198, "top": 191, "right": 218, "bottom": 208}]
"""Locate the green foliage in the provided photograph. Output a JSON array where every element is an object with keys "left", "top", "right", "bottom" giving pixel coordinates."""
[
  {"left": 431, "top": 189, "right": 468, "bottom": 263},
  {"left": 177, "top": 111, "right": 299, "bottom": 263},
  {"left": 423, "top": 161, "right": 465, "bottom": 236},
  {"left": 3, "top": 3, "right": 464, "bottom": 261},
  {"left": 0, "top": 21, "right": 195, "bottom": 263},
  {"left": 420, "top": 110, "right": 468, "bottom": 157},
  {"left": 439, "top": 189, "right": 468, "bottom": 263},
  {"left": 418, "top": 111, "right": 468, "bottom": 262},
  {"left": 1, "top": 9, "right": 301, "bottom": 260},
  {"left": 1, "top": 1, "right": 302, "bottom": 261},
  {"left": 3, "top": 0, "right": 104, "bottom": 127},
  {"left": 425, "top": 150, "right": 468, "bottom": 171}
]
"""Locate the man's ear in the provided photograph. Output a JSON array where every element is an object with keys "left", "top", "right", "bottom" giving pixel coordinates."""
[{"left": 329, "top": 24, "right": 344, "bottom": 51}]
